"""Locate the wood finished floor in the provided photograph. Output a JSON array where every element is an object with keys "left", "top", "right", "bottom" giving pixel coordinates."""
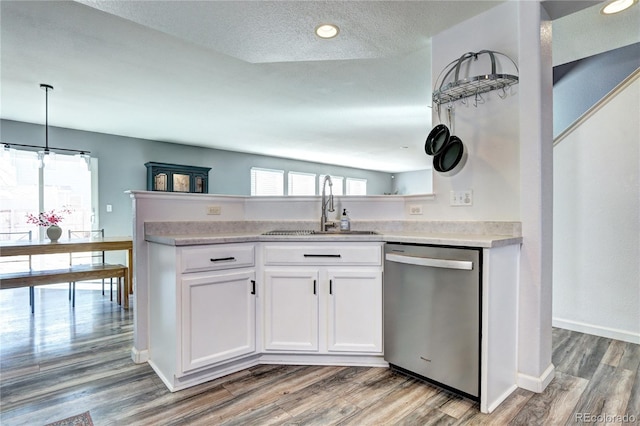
[{"left": 0, "top": 287, "right": 639, "bottom": 426}]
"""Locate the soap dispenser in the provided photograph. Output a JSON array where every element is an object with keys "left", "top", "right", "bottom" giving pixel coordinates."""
[{"left": 340, "top": 208, "right": 351, "bottom": 231}]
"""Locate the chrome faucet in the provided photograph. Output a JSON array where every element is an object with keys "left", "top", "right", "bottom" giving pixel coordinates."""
[{"left": 320, "top": 175, "right": 335, "bottom": 232}]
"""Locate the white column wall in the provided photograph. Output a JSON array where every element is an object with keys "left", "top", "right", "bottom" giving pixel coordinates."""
[{"left": 517, "top": 1, "right": 555, "bottom": 391}]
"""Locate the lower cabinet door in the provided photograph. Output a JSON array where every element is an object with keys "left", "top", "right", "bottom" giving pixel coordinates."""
[
  {"left": 327, "top": 269, "right": 383, "bottom": 353},
  {"left": 180, "top": 270, "right": 256, "bottom": 373},
  {"left": 263, "top": 269, "right": 319, "bottom": 351}
]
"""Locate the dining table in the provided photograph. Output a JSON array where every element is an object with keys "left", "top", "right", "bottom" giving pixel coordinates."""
[{"left": 0, "top": 236, "right": 133, "bottom": 308}]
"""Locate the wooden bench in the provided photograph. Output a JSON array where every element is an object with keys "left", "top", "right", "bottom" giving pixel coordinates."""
[{"left": 0, "top": 263, "right": 129, "bottom": 310}]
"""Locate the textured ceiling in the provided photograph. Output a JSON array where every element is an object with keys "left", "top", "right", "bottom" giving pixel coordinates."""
[
  {"left": 551, "top": 0, "right": 640, "bottom": 66},
  {"left": 76, "top": 0, "right": 456, "bottom": 63},
  {"left": 1, "top": 1, "right": 638, "bottom": 173}
]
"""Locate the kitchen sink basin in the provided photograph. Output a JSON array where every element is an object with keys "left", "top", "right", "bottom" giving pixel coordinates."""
[
  {"left": 314, "top": 230, "right": 379, "bottom": 235},
  {"left": 262, "top": 230, "right": 378, "bottom": 236},
  {"left": 262, "top": 230, "right": 316, "bottom": 236}
]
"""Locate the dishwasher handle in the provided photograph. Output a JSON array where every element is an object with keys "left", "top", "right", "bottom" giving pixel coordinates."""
[{"left": 385, "top": 253, "right": 473, "bottom": 270}]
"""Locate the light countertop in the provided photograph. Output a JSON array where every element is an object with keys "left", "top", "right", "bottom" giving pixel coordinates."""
[{"left": 145, "top": 231, "right": 522, "bottom": 249}]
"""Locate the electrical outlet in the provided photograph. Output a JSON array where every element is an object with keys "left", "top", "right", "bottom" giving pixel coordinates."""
[
  {"left": 207, "top": 205, "right": 221, "bottom": 215},
  {"left": 450, "top": 190, "right": 473, "bottom": 206},
  {"left": 409, "top": 204, "right": 423, "bottom": 215}
]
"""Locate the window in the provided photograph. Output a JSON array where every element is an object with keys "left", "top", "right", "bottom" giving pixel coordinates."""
[
  {"left": 0, "top": 150, "right": 38, "bottom": 234},
  {"left": 288, "top": 171, "right": 316, "bottom": 195},
  {"left": 249, "top": 168, "right": 366, "bottom": 197},
  {"left": 0, "top": 150, "right": 95, "bottom": 269},
  {"left": 1, "top": 150, "right": 93, "bottom": 235},
  {"left": 250, "top": 167, "right": 284, "bottom": 196},
  {"left": 346, "top": 178, "right": 367, "bottom": 195},
  {"left": 319, "top": 175, "right": 344, "bottom": 196}
]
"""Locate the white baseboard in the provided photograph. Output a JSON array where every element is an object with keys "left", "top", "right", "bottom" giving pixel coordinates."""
[
  {"left": 553, "top": 318, "right": 640, "bottom": 344},
  {"left": 170, "top": 356, "right": 261, "bottom": 392},
  {"left": 131, "top": 347, "right": 149, "bottom": 364},
  {"left": 517, "top": 363, "right": 555, "bottom": 393},
  {"left": 259, "top": 353, "right": 387, "bottom": 367},
  {"left": 481, "top": 384, "right": 518, "bottom": 414},
  {"left": 148, "top": 360, "right": 177, "bottom": 392}
]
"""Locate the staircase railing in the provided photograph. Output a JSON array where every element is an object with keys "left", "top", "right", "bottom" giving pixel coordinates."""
[{"left": 554, "top": 67, "right": 640, "bottom": 147}]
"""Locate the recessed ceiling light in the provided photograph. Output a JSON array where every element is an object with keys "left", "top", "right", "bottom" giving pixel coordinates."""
[
  {"left": 315, "top": 24, "right": 339, "bottom": 39},
  {"left": 601, "top": 0, "right": 638, "bottom": 15}
]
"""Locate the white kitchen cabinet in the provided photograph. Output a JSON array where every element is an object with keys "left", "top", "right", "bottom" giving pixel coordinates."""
[
  {"left": 262, "top": 242, "right": 383, "bottom": 355},
  {"left": 181, "top": 269, "right": 256, "bottom": 372},
  {"left": 263, "top": 269, "right": 319, "bottom": 351},
  {"left": 148, "top": 242, "right": 258, "bottom": 391},
  {"left": 326, "top": 269, "right": 382, "bottom": 353}
]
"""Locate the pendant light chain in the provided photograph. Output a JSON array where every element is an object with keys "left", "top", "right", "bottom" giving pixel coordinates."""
[{"left": 41, "top": 84, "right": 52, "bottom": 153}]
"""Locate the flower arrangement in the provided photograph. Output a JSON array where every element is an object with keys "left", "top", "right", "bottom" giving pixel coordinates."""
[{"left": 26, "top": 208, "right": 72, "bottom": 227}]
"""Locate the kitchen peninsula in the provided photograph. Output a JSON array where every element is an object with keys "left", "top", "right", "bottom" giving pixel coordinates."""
[{"left": 131, "top": 190, "right": 522, "bottom": 413}]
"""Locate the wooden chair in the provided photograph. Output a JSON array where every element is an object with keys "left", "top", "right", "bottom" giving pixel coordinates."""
[
  {"left": 68, "top": 229, "right": 115, "bottom": 304},
  {"left": 0, "top": 231, "right": 35, "bottom": 313}
]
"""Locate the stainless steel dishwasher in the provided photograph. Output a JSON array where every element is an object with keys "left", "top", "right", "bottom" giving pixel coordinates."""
[{"left": 384, "top": 243, "right": 481, "bottom": 400}]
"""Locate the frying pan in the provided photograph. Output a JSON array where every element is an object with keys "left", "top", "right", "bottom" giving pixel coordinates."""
[
  {"left": 425, "top": 105, "right": 454, "bottom": 157},
  {"left": 433, "top": 135, "right": 467, "bottom": 177},
  {"left": 424, "top": 124, "right": 450, "bottom": 156},
  {"left": 425, "top": 106, "right": 467, "bottom": 176}
]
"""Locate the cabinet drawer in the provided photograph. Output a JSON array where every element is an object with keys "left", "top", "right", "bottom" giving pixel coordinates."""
[
  {"left": 180, "top": 244, "right": 255, "bottom": 273},
  {"left": 264, "top": 244, "right": 381, "bottom": 266}
]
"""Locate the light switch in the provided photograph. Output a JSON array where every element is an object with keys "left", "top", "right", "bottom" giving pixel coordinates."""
[
  {"left": 450, "top": 190, "right": 473, "bottom": 206},
  {"left": 106, "top": 204, "right": 113, "bottom": 212}
]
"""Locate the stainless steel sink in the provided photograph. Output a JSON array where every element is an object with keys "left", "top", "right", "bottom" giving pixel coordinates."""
[
  {"left": 262, "top": 230, "right": 378, "bottom": 236},
  {"left": 313, "top": 230, "right": 379, "bottom": 235},
  {"left": 262, "top": 230, "right": 315, "bottom": 236}
]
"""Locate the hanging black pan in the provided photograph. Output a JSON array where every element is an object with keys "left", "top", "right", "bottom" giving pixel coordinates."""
[
  {"left": 424, "top": 124, "right": 450, "bottom": 156},
  {"left": 425, "top": 106, "right": 467, "bottom": 176},
  {"left": 425, "top": 105, "right": 453, "bottom": 156},
  {"left": 433, "top": 135, "right": 467, "bottom": 177}
]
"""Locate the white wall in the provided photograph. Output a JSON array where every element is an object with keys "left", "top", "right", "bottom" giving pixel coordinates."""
[
  {"left": 517, "top": 2, "right": 555, "bottom": 393},
  {"left": 553, "top": 74, "right": 640, "bottom": 343},
  {"left": 427, "top": 2, "right": 520, "bottom": 222}
]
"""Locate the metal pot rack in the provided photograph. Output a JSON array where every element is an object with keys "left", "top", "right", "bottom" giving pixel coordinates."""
[{"left": 432, "top": 50, "right": 519, "bottom": 107}]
